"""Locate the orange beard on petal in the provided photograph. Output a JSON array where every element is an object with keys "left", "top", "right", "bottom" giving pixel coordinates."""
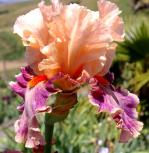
[{"left": 28, "top": 75, "right": 48, "bottom": 88}]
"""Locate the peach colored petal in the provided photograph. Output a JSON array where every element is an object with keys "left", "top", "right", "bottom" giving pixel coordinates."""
[
  {"left": 100, "top": 48, "right": 115, "bottom": 75},
  {"left": 14, "top": 0, "right": 124, "bottom": 79},
  {"left": 38, "top": 0, "right": 124, "bottom": 78},
  {"left": 38, "top": 58, "right": 61, "bottom": 78},
  {"left": 14, "top": 8, "right": 49, "bottom": 47},
  {"left": 98, "top": 0, "right": 124, "bottom": 41},
  {"left": 25, "top": 47, "right": 45, "bottom": 75},
  {"left": 96, "top": 0, "right": 124, "bottom": 75}
]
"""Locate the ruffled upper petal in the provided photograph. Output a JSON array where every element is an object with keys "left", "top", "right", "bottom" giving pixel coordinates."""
[
  {"left": 98, "top": 0, "right": 124, "bottom": 41},
  {"left": 14, "top": 8, "right": 49, "bottom": 47},
  {"left": 97, "top": 0, "right": 124, "bottom": 75},
  {"left": 37, "top": 0, "right": 124, "bottom": 78},
  {"left": 13, "top": 0, "right": 124, "bottom": 78}
]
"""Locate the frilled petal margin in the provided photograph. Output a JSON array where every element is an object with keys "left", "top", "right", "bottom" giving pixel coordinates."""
[
  {"left": 9, "top": 67, "right": 59, "bottom": 148},
  {"left": 89, "top": 76, "right": 143, "bottom": 143}
]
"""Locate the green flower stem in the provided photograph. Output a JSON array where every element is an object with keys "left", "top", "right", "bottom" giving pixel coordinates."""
[{"left": 44, "top": 113, "right": 54, "bottom": 153}]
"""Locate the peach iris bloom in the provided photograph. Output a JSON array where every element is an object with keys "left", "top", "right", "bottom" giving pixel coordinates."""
[
  {"left": 11, "top": 0, "right": 143, "bottom": 148},
  {"left": 14, "top": 0, "right": 124, "bottom": 79}
]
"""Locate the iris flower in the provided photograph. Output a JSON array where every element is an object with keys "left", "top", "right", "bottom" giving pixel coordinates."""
[{"left": 10, "top": 0, "right": 143, "bottom": 149}]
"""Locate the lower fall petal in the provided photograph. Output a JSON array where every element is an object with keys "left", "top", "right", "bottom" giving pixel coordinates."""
[
  {"left": 11, "top": 66, "right": 59, "bottom": 148},
  {"left": 89, "top": 76, "right": 143, "bottom": 142}
]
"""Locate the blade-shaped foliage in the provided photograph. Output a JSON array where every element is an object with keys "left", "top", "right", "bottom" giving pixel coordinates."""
[{"left": 116, "top": 22, "right": 149, "bottom": 62}]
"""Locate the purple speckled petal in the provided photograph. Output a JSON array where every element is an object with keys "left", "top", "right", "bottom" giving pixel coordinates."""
[
  {"left": 89, "top": 77, "right": 143, "bottom": 143},
  {"left": 20, "top": 66, "right": 34, "bottom": 81},
  {"left": 15, "top": 73, "right": 28, "bottom": 87},
  {"left": 9, "top": 66, "right": 33, "bottom": 98},
  {"left": 14, "top": 81, "right": 58, "bottom": 147},
  {"left": 10, "top": 66, "right": 59, "bottom": 148},
  {"left": 25, "top": 117, "right": 45, "bottom": 148},
  {"left": 14, "top": 112, "right": 28, "bottom": 143},
  {"left": 25, "top": 82, "right": 53, "bottom": 113},
  {"left": 14, "top": 113, "right": 45, "bottom": 148},
  {"left": 9, "top": 82, "right": 26, "bottom": 98}
]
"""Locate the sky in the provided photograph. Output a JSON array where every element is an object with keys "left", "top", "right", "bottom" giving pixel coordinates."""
[{"left": 0, "top": 0, "right": 31, "bottom": 4}]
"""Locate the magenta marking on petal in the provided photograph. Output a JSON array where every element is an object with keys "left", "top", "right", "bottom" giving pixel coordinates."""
[
  {"left": 89, "top": 76, "right": 143, "bottom": 142},
  {"left": 26, "top": 82, "right": 53, "bottom": 113},
  {"left": 9, "top": 81, "right": 26, "bottom": 97},
  {"left": 9, "top": 66, "right": 35, "bottom": 98},
  {"left": 20, "top": 67, "right": 33, "bottom": 81},
  {"left": 14, "top": 115, "right": 28, "bottom": 144},
  {"left": 25, "top": 118, "right": 45, "bottom": 148},
  {"left": 119, "top": 113, "right": 143, "bottom": 142},
  {"left": 15, "top": 74, "right": 27, "bottom": 87},
  {"left": 12, "top": 67, "right": 59, "bottom": 148}
]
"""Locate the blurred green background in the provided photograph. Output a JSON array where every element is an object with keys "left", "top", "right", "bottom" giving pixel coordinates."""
[{"left": 0, "top": 0, "right": 149, "bottom": 153}]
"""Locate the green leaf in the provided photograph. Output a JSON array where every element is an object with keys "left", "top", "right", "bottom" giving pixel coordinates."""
[
  {"left": 130, "top": 71, "right": 149, "bottom": 91},
  {"left": 116, "top": 22, "right": 149, "bottom": 62}
]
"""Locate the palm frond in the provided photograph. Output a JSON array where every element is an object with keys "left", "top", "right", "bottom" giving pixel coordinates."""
[{"left": 116, "top": 22, "right": 149, "bottom": 62}]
